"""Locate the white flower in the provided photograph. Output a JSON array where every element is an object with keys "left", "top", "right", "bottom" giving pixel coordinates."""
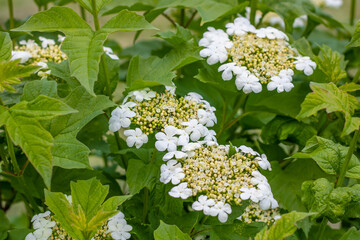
[
  {"left": 255, "top": 27, "right": 288, "bottom": 40},
  {"left": 199, "top": 44, "right": 229, "bottom": 65},
  {"left": 11, "top": 51, "right": 32, "bottom": 63},
  {"left": 155, "top": 126, "right": 180, "bottom": 152},
  {"left": 104, "top": 46, "right": 119, "bottom": 60},
  {"left": 36, "top": 62, "right": 48, "bottom": 69},
  {"left": 124, "top": 128, "right": 148, "bottom": 148},
  {"left": 108, "top": 107, "right": 136, "bottom": 132},
  {"left": 238, "top": 145, "right": 259, "bottom": 156},
  {"left": 165, "top": 85, "right": 176, "bottom": 95},
  {"left": 160, "top": 160, "right": 185, "bottom": 184},
  {"left": 293, "top": 15, "right": 307, "bottom": 28},
  {"left": 274, "top": 215, "right": 281, "bottom": 220},
  {"left": 163, "top": 151, "right": 187, "bottom": 161},
  {"left": 168, "top": 182, "right": 192, "bottom": 199},
  {"left": 294, "top": 56, "right": 316, "bottom": 76},
  {"left": 226, "top": 16, "right": 256, "bottom": 36},
  {"left": 325, "top": 0, "right": 343, "bottom": 8},
  {"left": 181, "top": 142, "right": 201, "bottom": 152},
  {"left": 250, "top": 171, "right": 269, "bottom": 186},
  {"left": 192, "top": 195, "right": 216, "bottom": 215},
  {"left": 204, "top": 129, "right": 217, "bottom": 142},
  {"left": 218, "top": 62, "right": 247, "bottom": 81},
  {"left": 108, "top": 212, "right": 132, "bottom": 240},
  {"left": 267, "top": 69, "right": 294, "bottom": 93},
  {"left": 39, "top": 37, "right": 55, "bottom": 48},
  {"left": 199, "top": 27, "right": 233, "bottom": 48},
  {"left": 240, "top": 187, "right": 263, "bottom": 202},
  {"left": 19, "top": 39, "right": 38, "bottom": 48},
  {"left": 58, "top": 35, "right": 65, "bottom": 42},
  {"left": 197, "top": 109, "right": 217, "bottom": 127},
  {"left": 235, "top": 72, "right": 262, "bottom": 94},
  {"left": 268, "top": 15, "right": 285, "bottom": 28},
  {"left": 30, "top": 228, "right": 53, "bottom": 240},
  {"left": 209, "top": 202, "right": 232, "bottom": 223},
  {"left": 182, "top": 119, "right": 207, "bottom": 141},
  {"left": 25, "top": 233, "right": 36, "bottom": 240},
  {"left": 184, "top": 92, "right": 203, "bottom": 102},
  {"left": 65, "top": 195, "right": 72, "bottom": 205},
  {"left": 127, "top": 88, "right": 156, "bottom": 102},
  {"left": 257, "top": 184, "right": 279, "bottom": 210},
  {"left": 256, "top": 154, "right": 272, "bottom": 170}
]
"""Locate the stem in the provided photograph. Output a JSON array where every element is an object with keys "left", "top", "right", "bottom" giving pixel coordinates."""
[
  {"left": 316, "top": 217, "right": 328, "bottom": 240},
  {"left": 7, "top": 0, "right": 14, "bottom": 29},
  {"left": 162, "top": 13, "right": 177, "bottom": 27},
  {"left": 336, "top": 129, "right": 360, "bottom": 187},
  {"left": 185, "top": 10, "right": 197, "bottom": 28},
  {"left": 142, "top": 149, "right": 157, "bottom": 223},
  {"left": 180, "top": 8, "right": 185, "bottom": 26},
  {"left": 353, "top": 67, "right": 360, "bottom": 83},
  {"left": 250, "top": 0, "right": 258, "bottom": 25},
  {"left": 91, "top": 0, "right": 100, "bottom": 31},
  {"left": 350, "top": 0, "right": 356, "bottom": 26},
  {"left": 5, "top": 129, "right": 19, "bottom": 174},
  {"left": 101, "top": 55, "right": 113, "bottom": 100},
  {"left": 80, "top": 5, "right": 87, "bottom": 21}
]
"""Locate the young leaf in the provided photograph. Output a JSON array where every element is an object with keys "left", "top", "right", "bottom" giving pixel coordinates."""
[
  {"left": 292, "top": 136, "right": 360, "bottom": 179},
  {"left": 347, "top": 19, "right": 360, "bottom": 48},
  {"left": 76, "top": 0, "right": 112, "bottom": 14},
  {"left": 340, "top": 227, "right": 360, "bottom": 240},
  {"left": 0, "top": 32, "right": 12, "bottom": 61},
  {"left": 312, "top": 45, "right": 347, "bottom": 84},
  {"left": 71, "top": 178, "right": 109, "bottom": 222},
  {"left": 126, "top": 159, "right": 160, "bottom": 194},
  {"left": 297, "top": 82, "right": 360, "bottom": 137},
  {"left": 0, "top": 96, "right": 76, "bottom": 188},
  {"left": 302, "top": 178, "right": 360, "bottom": 222},
  {"left": 254, "top": 212, "right": 314, "bottom": 240},
  {"left": 154, "top": 221, "right": 191, "bottom": 240},
  {"left": 14, "top": 7, "right": 155, "bottom": 95},
  {"left": 0, "top": 60, "right": 39, "bottom": 93}
]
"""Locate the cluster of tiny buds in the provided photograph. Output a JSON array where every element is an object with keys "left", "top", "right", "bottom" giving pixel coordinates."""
[
  {"left": 199, "top": 16, "right": 316, "bottom": 94},
  {"left": 109, "top": 87, "right": 217, "bottom": 149},
  {"left": 238, "top": 203, "right": 281, "bottom": 224}
]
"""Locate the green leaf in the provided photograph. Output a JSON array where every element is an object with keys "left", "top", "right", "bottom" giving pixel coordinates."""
[
  {"left": 312, "top": 45, "right": 347, "bottom": 84},
  {"left": 0, "top": 32, "right": 12, "bottom": 61},
  {"left": 0, "top": 95, "right": 76, "bottom": 188},
  {"left": 126, "top": 34, "right": 201, "bottom": 91},
  {"left": 347, "top": 19, "right": 360, "bottom": 48},
  {"left": 340, "top": 227, "right": 360, "bottom": 240},
  {"left": 261, "top": 116, "right": 317, "bottom": 147},
  {"left": 254, "top": 212, "right": 313, "bottom": 240},
  {"left": 0, "top": 60, "right": 39, "bottom": 93},
  {"left": 210, "top": 222, "right": 266, "bottom": 240},
  {"left": 339, "top": 82, "right": 360, "bottom": 92},
  {"left": 22, "top": 79, "right": 58, "bottom": 101},
  {"left": 45, "top": 190, "right": 84, "bottom": 240},
  {"left": 292, "top": 136, "right": 360, "bottom": 179},
  {"left": 126, "top": 159, "right": 160, "bottom": 194},
  {"left": 71, "top": 178, "right": 109, "bottom": 222},
  {"left": 297, "top": 82, "right": 360, "bottom": 137},
  {"left": 154, "top": 221, "right": 191, "bottom": 240},
  {"left": 14, "top": 7, "right": 155, "bottom": 95},
  {"left": 0, "top": 210, "right": 10, "bottom": 240},
  {"left": 47, "top": 87, "right": 114, "bottom": 169},
  {"left": 76, "top": 0, "right": 112, "bottom": 13},
  {"left": 302, "top": 178, "right": 360, "bottom": 222},
  {"left": 102, "top": 195, "right": 133, "bottom": 211},
  {"left": 263, "top": 160, "right": 332, "bottom": 212}
]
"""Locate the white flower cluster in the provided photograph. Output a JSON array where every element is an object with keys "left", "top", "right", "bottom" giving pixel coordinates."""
[
  {"left": 238, "top": 202, "right": 281, "bottom": 224},
  {"left": 25, "top": 211, "right": 56, "bottom": 240},
  {"left": 109, "top": 88, "right": 217, "bottom": 150},
  {"left": 25, "top": 197, "right": 132, "bottom": 240},
  {"left": 312, "top": 0, "right": 343, "bottom": 8},
  {"left": 160, "top": 141, "right": 279, "bottom": 223},
  {"left": 11, "top": 36, "right": 67, "bottom": 77},
  {"left": 199, "top": 16, "right": 316, "bottom": 94}
]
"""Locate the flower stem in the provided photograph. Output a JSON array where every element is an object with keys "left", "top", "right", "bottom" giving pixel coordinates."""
[
  {"left": 336, "top": 129, "right": 360, "bottom": 187},
  {"left": 350, "top": 0, "right": 356, "bottom": 26},
  {"left": 316, "top": 217, "right": 328, "bottom": 240},
  {"left": 250, "top": 0, "right": 258, "bottom": 26},
  {"left": 7, "top": 0, "right": 14, "bottom": 29},
  {"left": 180, "top": 8, "right": 185, "bottom": 26}
]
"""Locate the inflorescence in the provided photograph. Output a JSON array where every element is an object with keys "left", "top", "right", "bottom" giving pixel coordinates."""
[
  {"left": 25, "top": 196, "right": 132, "bottom": 240},
  {"left": 109, "top": 87, "right": 217, "bottom": 149},
  {"left": 199, "top": 16, "right": 316, "bottom": 94}
]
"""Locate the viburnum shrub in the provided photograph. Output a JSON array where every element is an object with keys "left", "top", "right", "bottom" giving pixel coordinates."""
[{"left": 1, "top": 0, "right": 360, "bottom": 239}]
